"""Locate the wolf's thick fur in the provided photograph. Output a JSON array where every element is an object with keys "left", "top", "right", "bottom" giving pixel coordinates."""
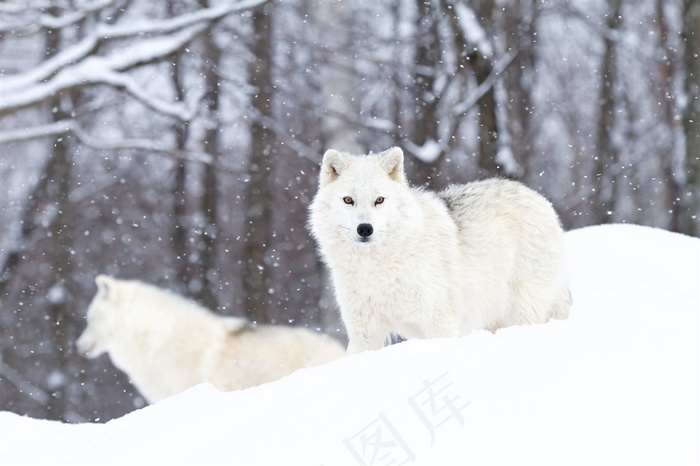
[
  {"left": 76, "top": 275, "right": 344, "bottom": 402},
  {"left": 309, "top": 147, "right": 571, "bottom": 354}
]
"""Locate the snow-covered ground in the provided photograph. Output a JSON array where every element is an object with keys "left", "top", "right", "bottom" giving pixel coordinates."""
[{"left": 1, "top": 224, "right": 698, "bottom": 465}]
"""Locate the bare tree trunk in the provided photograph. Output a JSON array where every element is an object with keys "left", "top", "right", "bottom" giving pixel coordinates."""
[
  {"left": 197, "top": 0, "right": 222, "bottom": 311},
  {"left": 593, "top": 0, "right": 622, "bottom": 224},
  {"left": 410, "top": 0, "right": 443, "bottom": 187},
  {"left": 43, "top": 14, "right": 74, "bottom": 421},
  {"left": 310, "top": 1, "right": 362, "bottom": 153},
  {"left": 655, "top": 0, "right": 683, "bottom": 233},
  {"left": 169, "top": 1, "right": 193, "bottom": 295},
  {"left": 390, "top": 1, "right": 410, "bottom": 147},
  {"left": 243, "top": 2, "right": 275, "bottom": 324},
  {"left": 682, "top": 0, "right": 700, "bottom": 236},
  {"left": 0, "top": 162, "right": 54, "bottom": 295},
  {"left": 473, "top": 63, "right": 500, "bottom": 176},
  {"left": 444, "top": 0, "right": 501, "bottom": 178},
  {"left": 467, "top": 0, "right": 499, "bottom": 178},
  {"left": 171, "top": 55, "right": 191, "bottom": 294},
  {"left": 44, "top": 121, "right": 73, "bottom": 421},
  {"left": 503, "top": 0, "right": 538, "bottom": 182},
  {"left": 0, "top": 119, "right": 75, "bottom": 422}
]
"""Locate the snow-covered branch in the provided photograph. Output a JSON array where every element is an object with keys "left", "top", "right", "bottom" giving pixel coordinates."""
[
  {"left": 0, "top": 119, "right": 214, "bottom": 165},
  {"left": 0, "top": 120, "right": 70, "bottom": 144},
  {"left": 324, "top": 108, "right": 398, "bottom": 134},
  {"left": 0, "top": 0, "right": 266, "bottom": 118},
  {"left": 452, "top": 50, "right": 517, "bottom": 116},
  {"left": 434, "top": 49, "right": 518, "bottom": 154},
  {"left": 0, "top": 0, "right": 117, "bottom": 34},
  {"left": 453, "top": 3, "right": 494, "bottom": 58},
  {"left": 1, "top": 26, "right": 207, "bottom": 119}
]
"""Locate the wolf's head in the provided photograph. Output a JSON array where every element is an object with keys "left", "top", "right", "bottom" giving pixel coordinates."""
[
  {"left": 76, "top": 274, "right": 119, "bottom": 359},
  {"left": 309, "top": 147, "right": 421, "bottom": 250}
]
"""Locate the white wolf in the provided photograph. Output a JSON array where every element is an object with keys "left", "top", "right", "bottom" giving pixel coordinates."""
[
  {"left": 76, "top": 275, "right": 344, "bottom": 403},
  {"left": 309, "top": 147, "right": 571, "bottom": 354}
]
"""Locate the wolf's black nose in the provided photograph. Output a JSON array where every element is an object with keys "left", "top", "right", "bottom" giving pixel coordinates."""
[{"left": 357, "top": 223, "right": 374, "bottom": 238}]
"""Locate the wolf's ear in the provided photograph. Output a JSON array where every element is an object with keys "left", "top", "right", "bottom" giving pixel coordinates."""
[
  {"left": 319, "top": 149, "right": 349, "bottom": 187},
  {"left": 95, "top": 274, "right": 114, "bottom": 298},
  {"left": 380, "top": 147, "right": 405, "bottom": 183}
]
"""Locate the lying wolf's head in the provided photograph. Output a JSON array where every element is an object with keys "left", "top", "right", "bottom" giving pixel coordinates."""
[{"left": 309, "top": 147, "right": 421, "bottom": 249}]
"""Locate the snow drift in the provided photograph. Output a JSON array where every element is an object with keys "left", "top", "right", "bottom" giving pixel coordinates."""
[{"left": 1, "top": 224, "right": 698, "bottom": 465}]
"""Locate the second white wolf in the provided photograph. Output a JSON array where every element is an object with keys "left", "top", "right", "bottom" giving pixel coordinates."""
[{"left": 309, "top": 147, "right": 571, "bottom": 354}]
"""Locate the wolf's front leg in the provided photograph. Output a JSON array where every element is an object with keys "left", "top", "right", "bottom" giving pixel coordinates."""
[{"left": 345, "top": 328, "right": 388, "bottom": 355}]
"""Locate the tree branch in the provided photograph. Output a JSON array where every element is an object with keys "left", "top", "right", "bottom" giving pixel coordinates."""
[
  {"left": 0, "top": 119, "right": 214, "bottom": 165},
  {"left": 0, "top": 0, "right": 267, "bottom": 117},
  {"left": 442, "top": 49, "right": 518, "bottom": 150},
  {"left": 0, "top": 359, "right": 49, "bottom": 407}
]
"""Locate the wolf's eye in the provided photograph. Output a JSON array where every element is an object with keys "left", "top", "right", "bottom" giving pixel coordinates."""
[
  {"left": 343, "top": 196, "right": 354, "bottom": 205},
  {"left": 375, "top": 197, "right": 385, "bottom": 205}
]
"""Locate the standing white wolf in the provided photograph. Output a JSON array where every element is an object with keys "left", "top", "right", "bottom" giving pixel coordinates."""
[{"left": 309, "top": 147, "right": 571, "bottom": 354}]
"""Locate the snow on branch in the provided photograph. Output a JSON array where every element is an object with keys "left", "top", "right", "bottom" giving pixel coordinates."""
[
  {"left": 404, "top": 51, "right": 518, "bottom": 163},
  {"left": 324, "top": 108, "right": 398, "bottom": 134},
  {"left": 404, "top": 139, "right": 443, "bottom": 164},
  {"left": 2, "top": 27, "right": 211, "bottom": 119},
  {"left": 0, "top": 0, "right": 116, "bottom": 34},
  {"left": 0, "top": 0, "right": 266, "bottom": 118},
  {"left": 0, "top": 120, "right": 71, "bottom": 144},
  {"left": 3, "top": 1, "right": 265, "bottom": 92},
  {"left": 453, "top": 3, "right": 493, "bottom": 58},
  {"left": 0, "top": 119, "right": 214, "bottom": 165},
  {"left": 452, "top": 50, "right": 517, "bottom": 116}
]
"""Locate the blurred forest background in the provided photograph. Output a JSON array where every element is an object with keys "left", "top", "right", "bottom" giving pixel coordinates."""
[{"left": 0, "top": 0, "right": 698, "bottom": 423}]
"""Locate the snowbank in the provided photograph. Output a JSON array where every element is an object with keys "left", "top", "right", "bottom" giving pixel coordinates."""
[{"left": 1, "top": 224, "right": 698, "bottom": 465}]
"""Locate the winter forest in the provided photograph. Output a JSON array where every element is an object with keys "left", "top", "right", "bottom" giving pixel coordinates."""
[{"left": 0, "top": 0, "right": 698, "bottom": 424}]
